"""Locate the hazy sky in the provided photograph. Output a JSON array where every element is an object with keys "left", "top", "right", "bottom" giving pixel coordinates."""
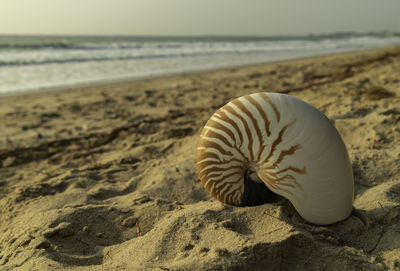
[{"left": 1, "top": 0, "right": 399, "bottom": 36}]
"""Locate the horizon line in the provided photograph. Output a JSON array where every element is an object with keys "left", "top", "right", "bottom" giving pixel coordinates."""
[{"left": 0, "top": 30, "right": 399, "bottom": 38}]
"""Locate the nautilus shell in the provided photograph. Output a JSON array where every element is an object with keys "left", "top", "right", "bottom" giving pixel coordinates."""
[{"left": 196, "top": 92, "right": 354, "bottom": 225}]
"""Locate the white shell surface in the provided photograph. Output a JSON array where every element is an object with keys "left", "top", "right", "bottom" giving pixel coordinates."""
[{"left": 196, "top": 92, "right": 354, "bottom": 225}]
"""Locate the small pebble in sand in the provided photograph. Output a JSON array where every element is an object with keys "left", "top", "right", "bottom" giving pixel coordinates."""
[{"left": 82, "top": 226, "right": 89, "bottom": 233}]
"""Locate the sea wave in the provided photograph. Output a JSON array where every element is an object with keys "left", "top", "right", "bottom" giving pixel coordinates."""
[
  {"left": 0, "top": 32, "right": 399, "bottom": 95},
  {"left": 2, "top": 35, "right": 396, "bottom": 67},
  {"left": 0, "top": 32, "right": 398, "bottom": 51}
]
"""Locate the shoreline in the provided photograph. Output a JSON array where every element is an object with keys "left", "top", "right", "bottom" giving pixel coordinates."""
[
  {"left": 0, "top": 44, "right": 400, "bottom": 270},
  {"left": 1, "top": 44, "right": 400, "bottom": 99}
]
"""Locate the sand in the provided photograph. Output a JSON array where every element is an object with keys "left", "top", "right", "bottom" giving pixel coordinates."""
[{"left": 0, "top": 46, "right": 400, "bottom": 270}]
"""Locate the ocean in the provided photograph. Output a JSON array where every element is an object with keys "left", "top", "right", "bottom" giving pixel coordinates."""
[{"left": 1, "top": 33, "right": 400, "bottom": 95}]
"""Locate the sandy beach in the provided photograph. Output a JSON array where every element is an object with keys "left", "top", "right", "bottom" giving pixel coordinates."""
[{"left": 1, "top": 46, "right": 400, "bottom": 270}]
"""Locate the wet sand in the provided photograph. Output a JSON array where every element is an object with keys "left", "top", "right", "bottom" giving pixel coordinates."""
[{"left": 1, "top": 46, "right": 400, "bottom": 270}]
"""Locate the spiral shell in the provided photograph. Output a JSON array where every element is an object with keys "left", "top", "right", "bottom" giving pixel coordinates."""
[{"left": 196, "top": 92, "right": 354, "bottom": 225}]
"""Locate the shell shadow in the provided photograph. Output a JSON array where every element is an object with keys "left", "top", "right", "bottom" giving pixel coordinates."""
[{"left": 241, "top": 169, "right": 284, "bottom": 207}]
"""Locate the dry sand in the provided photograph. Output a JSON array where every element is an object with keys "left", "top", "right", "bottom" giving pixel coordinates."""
[{"left": 0, "top": 46, "right": 400, "bottom": 270}]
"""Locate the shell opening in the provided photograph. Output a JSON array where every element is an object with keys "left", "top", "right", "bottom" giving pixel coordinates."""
[{"left": 241, "top": 166, "right": 283, "bottom": 206}]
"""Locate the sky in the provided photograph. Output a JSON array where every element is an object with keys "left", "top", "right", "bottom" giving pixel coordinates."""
[{"left": 1, "top": 0, "right": 400, "bottom": 36}]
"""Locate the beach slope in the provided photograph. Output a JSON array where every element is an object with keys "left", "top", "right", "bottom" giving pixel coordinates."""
[{"left": 1, "top": 46, "right": 400, "bottom": 270}]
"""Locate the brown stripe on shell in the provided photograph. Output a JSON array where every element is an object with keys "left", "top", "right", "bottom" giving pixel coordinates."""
[
  {"left": 259, "top": 92, "right": 280, "bottom": 122},
  {"left": 276, "top": 166, "right": 307, "bottom": 175},
  {"left": 200, "top": 165, "right": 243, "bottom": 179},
  {"left": 272, "top": 144, "right": 300, "bottom": 167},
  {"left": 196, "top": 149, "right": 223, "bottom": 163},
  {"left": 206, "top": 174, "right": 242, "bottom": 204},
  {"left": 197, "top": 160, "right": 238, "bottom": 173},
  {"left": 232, "top": 98, "right": 264, "bottom": 162},
  {"left": 199, "top": 138, "right": 234, "bottom": 157},
  {"left": 196, "top": 156, "right": 243, "bottom": 168},
  {"left": 213, "top": 110, "right": 246, "bottom": 159},
  {"left": 197, "top": 144, "right": 243, "bottom": 164},
  {"left": 206, "top": 170, "right": 243, "bottom": 181},
  {"left": 277, "top": 175, "right": 302, "bottom": 189},
  {"left": 224, "top": 183, "right": 243, "bottom": 205},
  {"left": 205, "top": 118, "right": 236, "bottom": 145},
  {"left": 203, "top": 128, "right": 234, "bottom": 148},
  {"left": 223, "top": 103, "right": 255, "bottom": 161},
  {"left": 243, "top": 95, "right": 271, "bottom": 161},
  {"left": 204, "top": 118, "right": 248, "bottom": 162},
  {"left": 261, "top": 121, "right": 294, "bottom": 164},
  {"left": 244, "top": 95, "right": 272, "bottom": 136}
]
